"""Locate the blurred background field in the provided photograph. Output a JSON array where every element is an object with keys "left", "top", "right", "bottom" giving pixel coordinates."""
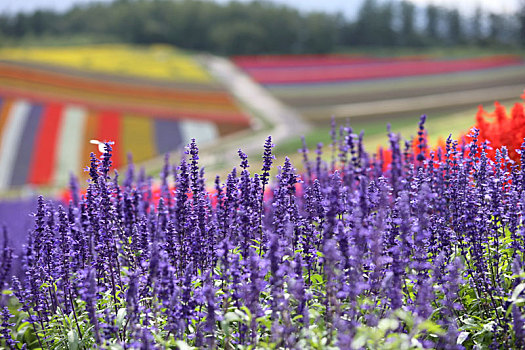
[
  {"left": 0, "top": 43, "right": 252, "bottom": 194},
  {"left": 0, "top": 44, "right": 212, "bottom": 81},
  {"left": 0, "top": 0, "right": 523, "bottom": 198},
  {"left": 233, "top": 53, "right": 524, "bottom": 122}
]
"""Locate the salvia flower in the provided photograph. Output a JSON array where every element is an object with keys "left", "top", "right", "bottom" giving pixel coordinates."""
[{"left": 2, "top": 111, "right": 525, "bottom": 348}]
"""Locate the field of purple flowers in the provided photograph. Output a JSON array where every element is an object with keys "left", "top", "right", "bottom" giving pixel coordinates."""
[{"left": 1, "top": 116, "right": 525, "bottom": 349}]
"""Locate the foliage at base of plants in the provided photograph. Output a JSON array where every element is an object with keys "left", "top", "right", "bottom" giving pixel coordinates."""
[{"left": 2, "top": 110, "right": 525, "bottom": 349}]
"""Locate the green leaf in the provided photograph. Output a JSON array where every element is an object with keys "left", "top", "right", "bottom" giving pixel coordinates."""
[
  {"left": 394, "top": 309, "right": 415, "bottom": 330},
  {"left": 224, "top": 311, "right": 242, "bottom": 323},
  {"left": 16, "top": 321, "right": 31, "bottom": 341},
  {"left": 175, "top": 340, "right": 194, "bottom": 350},
  {"left": 378, "top": 318, "right": 399, "bottom": 332},
  {"left": 510, "top": 283, "right": 525, "bottom": 302},
  {"left": 256, "top": 315, "right": 272, "bottom": 330},
  {"left": 116, "top": 308, "right": 127, "bottom": 329},
  {"left": 482, "top": 321, "right": 496, "bottom": 333},
  {"left": 108, "top": 344, "right": 124, "bottom": 350},
  {"left": 17, "top": 321, "right": 31, "bottom": 333},
  {"left": 418, "top": 319, "right": 445, "bottom": 335},
  {"left": 457, "top": 331, "right": 469, "bottom": 345},
  {"left": 410, "top": 337, "right": 424, "bottom": 348},
  {"left": 240, "top": 306, "right": 252, "bottom": 320},
  {"left": 351, "top": 332, "right": 369, "bottom": 349},
  {"left": 67, "top": 329, "right": 79, "bottom": 350},
  {"left": 310, "top": 274, "right": 323, "bottom": 285}
]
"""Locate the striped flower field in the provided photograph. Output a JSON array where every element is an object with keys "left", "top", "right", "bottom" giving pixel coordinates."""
[
  {"left": 233, "top": 54, "right": 525, "bottom": 122},
  {"left": 0, "top": 45, "right": 213, "bottom": 82},
  {"left": 0, "top": 45, "right": 251, "bottom": 191}
]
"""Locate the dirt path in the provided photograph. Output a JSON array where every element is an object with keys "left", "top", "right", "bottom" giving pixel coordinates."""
[{"left": 190, "top": 55, "right": 311, "bottom": 172}]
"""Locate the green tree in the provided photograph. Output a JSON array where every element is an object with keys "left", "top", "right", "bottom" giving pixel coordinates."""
[
  {"left": 302, "top": 12, "right": 339, "bottom": 53},
  {"left": 353, "top": 0, "right": 395, "bottom": 46},
  {"left": 353, "top": 0, "right": 378, "bottom": 45},
  {"left": 488, "top": 12, "right": 503, "bottom": 44},
  {"left": 0, "top": 0, "right": 521, "bottom": 53},
  {"left": 518, "top": 0, "right": 525, "bottom": 46},
  {"left": 425, "top": 4, "right": 440, "bottom": 43},
  {"left": 471, "top": 6, "right": 484, "bottom": 44},
  {"left": 210, "top": 20, "right": 265, "bottom": 55},
  {"left": 12, "top": 13, "right": 31, "bottom": 37},
  {"left": 399, "top": 0, "right": 418, "bottom": 46},
  {"left": 446, "top": 8, "right": 463, "bottom": 44}
]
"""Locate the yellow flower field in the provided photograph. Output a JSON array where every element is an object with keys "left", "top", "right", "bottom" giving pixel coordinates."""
[{"left": 0, "top": 44, "right": 212, "bottom": 83}]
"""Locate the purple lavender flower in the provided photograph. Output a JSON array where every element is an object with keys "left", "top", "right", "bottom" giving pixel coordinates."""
[
  {"left": 417, "top": 114, "right": 427, "bottom": 163},
  {"left": 0, "top": 227, "right": 13, "bottom": 293},
  {"left": 203, "top": 272, "right": 217, "bottom": 348},
  {"left": 79, "top": 267, "right": 101, "bottom": 343},
  {"left": 512, "top": 305, "right": 524, "bottom": 349},
  {"left": 3, "top": 114, "right": 525, "bottom": 348},
  {"left": 0, "top": 306, "right": 17, "bottom": 347}
]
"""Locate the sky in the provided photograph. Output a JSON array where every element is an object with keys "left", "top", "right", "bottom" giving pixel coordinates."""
[
  {"left": 0, "top": 0, "right": 521, "bottom": 17},
  {"left": 408, "top": 0, "right": 520, "bottom": 15}
]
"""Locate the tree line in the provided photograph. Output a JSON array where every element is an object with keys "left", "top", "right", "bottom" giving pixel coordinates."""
[{"left": 1, "top": 0, "right": 524, "bottom": 55}]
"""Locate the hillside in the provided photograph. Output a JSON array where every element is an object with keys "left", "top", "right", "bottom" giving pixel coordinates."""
[{"left": 0, "top": 44, "right": 252, "bottom": 191}]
